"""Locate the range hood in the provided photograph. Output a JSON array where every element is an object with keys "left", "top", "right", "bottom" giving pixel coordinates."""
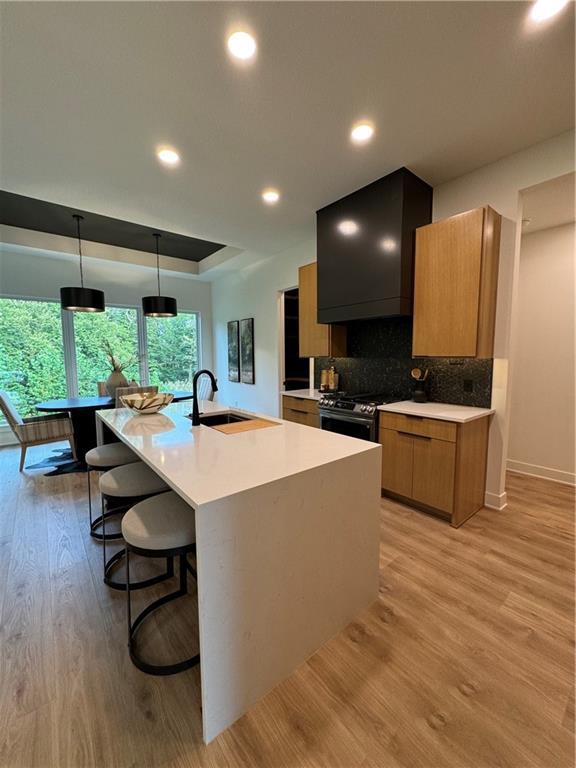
[{"left": 316, "top": 167, "right": 432, "bottom": 323}]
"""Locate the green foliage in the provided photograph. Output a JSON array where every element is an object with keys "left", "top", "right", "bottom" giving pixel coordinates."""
[
  {"left": 146, "top": 314, "right": 199, "bottom": 391},
  {"left": 0, "top": 298, "right": 67, "bottom": 416},
  {"left": 0, "top": 298, "right": 199, "bottom": 418},
  {"left": 74, "top": 308, "right": 140, "bottom": 396}
]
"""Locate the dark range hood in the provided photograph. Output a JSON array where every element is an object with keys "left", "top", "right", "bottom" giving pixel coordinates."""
[{"left": 316, "top": 167, "right": 432, "bottom": 323}]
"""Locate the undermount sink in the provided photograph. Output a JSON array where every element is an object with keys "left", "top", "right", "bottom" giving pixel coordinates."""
[{"left": 195, "top": 412, "right": 253, "bottom": 427}]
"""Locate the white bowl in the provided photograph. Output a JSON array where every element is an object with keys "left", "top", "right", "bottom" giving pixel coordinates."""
[{"left": 120, "top": 392, "right": 174, "bottom": 414}]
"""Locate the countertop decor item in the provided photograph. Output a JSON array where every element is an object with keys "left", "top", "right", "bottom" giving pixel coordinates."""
[
  {"left": 411, "top": 367, "right": 429, "bottom": 403},
  {"left": 60, "top": 214, "right": 105, "bottom": 313},
  {"left": 120, "top": 392, "right": 174, "bottom": 415},
  {"left": 142, "top": 233, "right": 178, "bottom": 317}
]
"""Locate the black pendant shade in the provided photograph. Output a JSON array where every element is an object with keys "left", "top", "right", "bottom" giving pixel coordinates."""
[
  {"left": 142, "top": 295, "right": 178, "bottom": 317},
  {"left": 60, "top": 286, "right": 105, "bottom": 312},
  {"left": 60, "top": 214, "right": 105, "bottom": 312},
  {"left": 143, "top": 233, "right": 178, "bottom": 317}
]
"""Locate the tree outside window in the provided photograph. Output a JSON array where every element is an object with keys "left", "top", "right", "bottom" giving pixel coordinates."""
[
  {"left": 146, "top": 313, "right": 199, "bottom": 391},
  {"left": 0, "top": 298, "right": 67, "bottom": 416}
]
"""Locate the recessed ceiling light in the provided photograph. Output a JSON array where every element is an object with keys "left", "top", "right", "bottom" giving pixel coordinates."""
[
  {"left": 262, "top": 188, "right": 280, "bottom": 205},
  {"left": 380, "top": 237, "right": 397, "bottom": 253},
  {"left": 350, "top": 122, "right": 375, "bottom": 145},
  {"left": 156, "top": 147, "right": 180, "bottom": 167},
  {"left": 522, "top": 218, "right": 532, "bottom": 226},
  {"left": 227, "top": 31, "right": 257, "bottom": 61},
  {"left": 530, "top": 0, "right": 569, "bottom": 21},
  {"left": 338, "top": 220, "right": 359, "bottom": 236}
]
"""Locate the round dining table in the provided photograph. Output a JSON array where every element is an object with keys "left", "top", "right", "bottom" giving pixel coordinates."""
[{"left": 36, "top": 390, "right": 194, "bottom": 473}]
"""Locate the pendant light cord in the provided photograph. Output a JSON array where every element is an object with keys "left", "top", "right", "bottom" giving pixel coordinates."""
[
  {"left": 73, "top": 214, "right": 85, "bottom": 288},
  {"left": 154, "top": 233, "right": 162, "bottom": 296}
]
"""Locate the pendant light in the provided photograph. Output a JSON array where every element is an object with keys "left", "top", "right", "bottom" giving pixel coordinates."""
[
  {"left": 60, "top": 214, "right": 105, "bottom": 312},
  {"left": 142, "top": 233, "right": 178, "bottom": 317}
]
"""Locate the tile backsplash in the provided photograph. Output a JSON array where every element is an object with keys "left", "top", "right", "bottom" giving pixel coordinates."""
[{"left": 314, "top": 317, "right": 493, "bottom": 408}]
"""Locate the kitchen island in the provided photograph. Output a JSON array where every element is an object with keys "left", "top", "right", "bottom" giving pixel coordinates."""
[{"left": 97, "top": 399, "right": 381, "bottom": 743}]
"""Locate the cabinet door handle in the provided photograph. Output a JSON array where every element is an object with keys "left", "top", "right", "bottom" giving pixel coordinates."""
[
  {"left": 288, "top": 408, "right": 309, "bottom": 415},
  {"left": 398, "top": 431, "right": 431, "bottom": 441}
]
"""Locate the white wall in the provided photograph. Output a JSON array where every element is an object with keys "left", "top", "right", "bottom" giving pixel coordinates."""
[
  {"left": 211, "top": 239, "right": 315, "bottom": 417},
  {"left": 434, "top": 129, "right": 575, "bottom": 508},
  {"left": 507, "top": 223, "right": 575, "bottom": 485},
  {"left": 0, "top": 247, "right": 214, "bottom": 369}
]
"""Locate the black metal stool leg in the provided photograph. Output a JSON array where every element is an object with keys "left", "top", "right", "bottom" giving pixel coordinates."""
[
  {"left": 101, "top": 492, "right": 175, "bottom": 592},
  {"left": 87, "top": 468, "right": 92, "bottom": 526},
  {"left": 127, "top": 548, "right": 200, "bottom": 676}
]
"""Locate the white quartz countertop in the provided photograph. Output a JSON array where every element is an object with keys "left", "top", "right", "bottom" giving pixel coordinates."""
[
  {"left": 98, "top": 400, "right": 378, "bottom": 508},
  {"left": 378, "top": 400, "right": 494, "bottom": 423},
  {"left": 280, "top": 389, "right": 321, "bottom": 400}
]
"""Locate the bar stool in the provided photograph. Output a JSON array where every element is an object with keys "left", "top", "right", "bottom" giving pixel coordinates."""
[
  {"left": 122, "top": 491, "right": 199, "bottom": 676},
  {"left": 99, "top": 462, "right": 170, "bottom": 591},
  {"left": 85, "top": 442, "right": 139, "bottom": 540}
]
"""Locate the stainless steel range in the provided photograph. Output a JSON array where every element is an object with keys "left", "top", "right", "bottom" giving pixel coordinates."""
[{"left": 318, "top": 393, "right": 394, "bottom": 442}]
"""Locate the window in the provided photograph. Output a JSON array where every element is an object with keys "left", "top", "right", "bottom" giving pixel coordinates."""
[
  {"left": 74, "top": 307, "right": 140, "bottom": 396},
  {"left": 146, "top": 312, "right": 199, "bottom": 391},
  {"left": 0, "top": 298, "right": 200, "bottom": 426},
  {"left": 0, "top": 297, "right": 67, "bottom": 417}
]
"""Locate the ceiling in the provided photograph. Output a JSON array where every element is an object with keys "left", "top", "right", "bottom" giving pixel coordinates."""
[
  {"left": 0, "top": 2, "right": 574, "bottom": 256},
  {"left": 521, "top": 172, "right": 576, "bottom": 233},
  {"left": 0, "top": 191, "right": 224, "bottom": 262}
]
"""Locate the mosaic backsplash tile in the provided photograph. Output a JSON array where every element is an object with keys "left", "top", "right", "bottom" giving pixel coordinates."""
[{"left": 314, "top": 317, "right": 493, "bottom": 408}]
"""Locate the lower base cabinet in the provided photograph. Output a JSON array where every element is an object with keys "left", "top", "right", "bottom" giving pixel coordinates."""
[
  {"left": 282, "top": 395, "right": 319, "bottom": 429},
  {"left": 380, "top": 412, "right": 490, "bottom": 527}
]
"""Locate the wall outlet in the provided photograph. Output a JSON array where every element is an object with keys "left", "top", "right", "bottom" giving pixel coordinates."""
[{"left": 463, "top": 379, "right": 474, "bottom": 393}]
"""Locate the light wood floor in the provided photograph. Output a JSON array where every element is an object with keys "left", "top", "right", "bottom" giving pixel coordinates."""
[{"left": 0, "top": 442, "right": 574, "bottom": 768}]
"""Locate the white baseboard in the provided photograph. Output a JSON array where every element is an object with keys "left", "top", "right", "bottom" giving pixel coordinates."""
[
  {"left": 484, "top": 490, "right": 508, "bottom": 510},
  {"left": 507, "top": 459, "right": 575, "bottom": 487}
]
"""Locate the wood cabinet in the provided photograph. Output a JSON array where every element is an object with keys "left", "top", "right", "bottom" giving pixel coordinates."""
[
  {"left": 412, "top": 206, "right": 501, "bottom": 358},
  {"left": 298, "top": 263, "right": 346, "bottom": 358},
  {"left": 379, "top": 412, "right": 490, "bottom": 527},
  {"left": 282, "top": 395, "right": 319, "bottom": 429}
]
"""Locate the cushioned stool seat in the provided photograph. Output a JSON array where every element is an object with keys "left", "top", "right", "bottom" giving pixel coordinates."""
[
  {"left": 122, "top": 491, "right": 196, "bottom": 551},
  {"left": 85, "top": 443, "right": 141, "bottom": 541},
  {"left": 86, "top": 442, "right": 138, "bottom": 468},
  {"left": 98, "top": 463, "right": 170, "bottom": 591},
  {"left": 100, "top": 461, "right": 169, "bottom": 498},
  {"left": 123, "top": 491, "right": 199, "bottom": 676}
]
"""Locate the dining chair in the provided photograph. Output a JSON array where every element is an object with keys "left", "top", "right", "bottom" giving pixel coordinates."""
[
  {"left": 115, "top": 385, "right": 159, "bottom": 408},
  {"left": 0, "top": 390, "right": 76, "bottom": 471},
  {"left": 196, "top": 377, "right": 215, "bottom": 402}
]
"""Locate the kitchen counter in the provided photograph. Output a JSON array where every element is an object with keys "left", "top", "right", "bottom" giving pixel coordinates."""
[
  {"left": 99, "top": 399, "right": 374, "bottom": 507},
  {"left": 378, "top": 400, "right": 494, "bottom": 423},
  {"left": 97, "top": 399, "right": 380, "bottom": 744},
  {"left": 280, "top": 388, "right": 321, "bottom": 400}
]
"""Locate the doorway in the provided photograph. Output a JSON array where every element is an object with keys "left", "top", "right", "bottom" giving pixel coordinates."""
[
  {"left": 282, "top": 288, "right": 309, "bottom": 391},
  {"left": 508, "top": 172, "right": 575, "bottom": 486}
]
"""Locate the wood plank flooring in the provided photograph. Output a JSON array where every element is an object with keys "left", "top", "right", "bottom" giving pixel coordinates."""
[{"left": 0, "top": 442, "right": 573, "bottom": 768}]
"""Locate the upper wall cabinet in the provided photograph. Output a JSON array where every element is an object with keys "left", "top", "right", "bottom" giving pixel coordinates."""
[
  {"left": 298, "top": 263, "right": 346, "bottom": 358},
  {"left": 412, "top": 206, "right": 501, "bottom": 358}
]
